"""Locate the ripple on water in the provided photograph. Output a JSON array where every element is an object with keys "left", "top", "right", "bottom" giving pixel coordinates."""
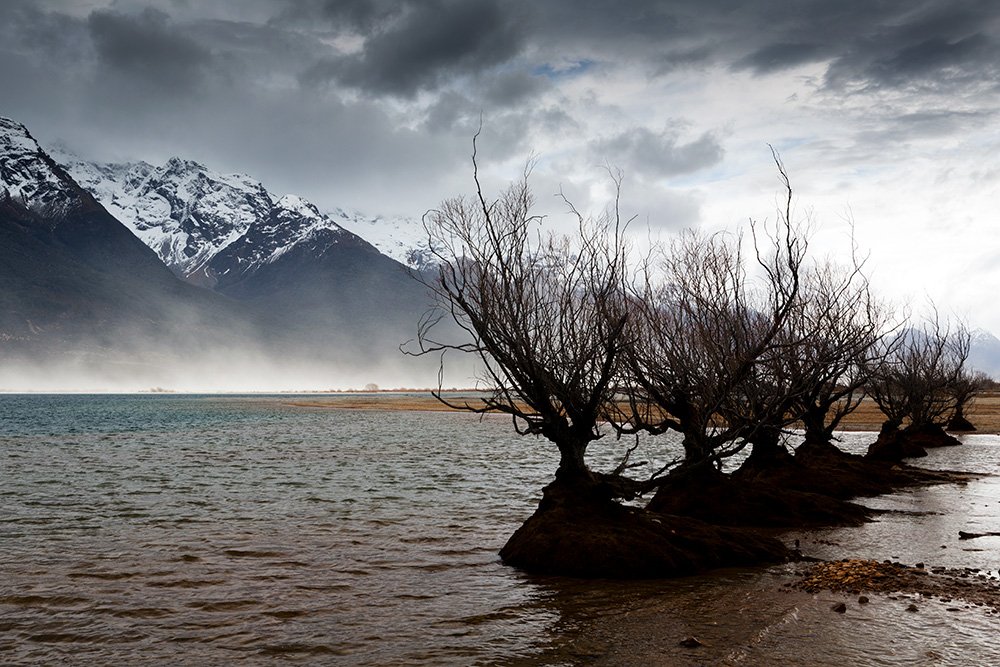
[{"left": 2, "top": 395, "right": 1000, "bottom": 666}]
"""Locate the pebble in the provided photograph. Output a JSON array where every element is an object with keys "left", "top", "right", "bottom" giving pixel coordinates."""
[{"left": 791, "top": 558, "right": 1000, "bottom": 615}]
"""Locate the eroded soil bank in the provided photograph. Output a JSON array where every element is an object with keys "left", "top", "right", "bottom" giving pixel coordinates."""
[
  {"left": 498, "top": 479, "right": 792, "bottom": 578},
  {"left": 501, "top": 426, "right": 985, "bottom": 579}
]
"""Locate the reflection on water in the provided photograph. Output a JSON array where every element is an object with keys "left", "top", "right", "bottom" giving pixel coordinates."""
[{"left": 1, "top": 395, "right": 999, "bottom": 666}]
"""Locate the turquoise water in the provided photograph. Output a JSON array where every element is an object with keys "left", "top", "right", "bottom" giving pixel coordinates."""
[{"left": 2, "top": 395, "right": 999, "bottom": 665}]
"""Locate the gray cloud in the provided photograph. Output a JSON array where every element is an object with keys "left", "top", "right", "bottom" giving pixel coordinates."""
[
  {"left": 301, "top": 0, "right": 526, "bottom": 96},
  {"left": 479, "top": 70, "right": 551, "bottom": 108},
  {"left": 591, "top": 127, "right": 724, "bottom": 180},
  {"left": 272, "top": 0, "right": 404, "bottom": 33},
  {"left": 2, "top": 0, "right": 1000, "bottom": 224},
  {"left": 88, "top": 7, "right": 211, "bottom": 91},
  {"left": 734, "top": 42, "right": 825, "bottom": 74}
]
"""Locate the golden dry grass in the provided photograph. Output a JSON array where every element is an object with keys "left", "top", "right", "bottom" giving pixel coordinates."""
[
  {"left": 284, "top": 394, "right": 476, "bottom": 412},
  {"left": 837, "top": 391, "right": 1000, "bottom": 434},
  {"left": 285, "top": 391, "right": 1000, "bottom": 434}
]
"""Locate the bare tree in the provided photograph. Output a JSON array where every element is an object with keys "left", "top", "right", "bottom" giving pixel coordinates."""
[
  {"left": 865, "top": 312, "right": 971, "bottom": 437},
  {"left": 788, "top": 259, "right": 895, "bottom": 446},
  {"left": 407, "top": 145, "right": 801, "bottom": 574},
  {"left": 724, "top": 254, "right": 894, "bottom": 476},
  {"left": 409, "top": 150, "right": 640, "bottom": 500},
  {"left": 946, "top": 367, "right": 991, "bottom": 431},
  {"left": 621, "top": 155, "right": 807, "bottom": 469}
]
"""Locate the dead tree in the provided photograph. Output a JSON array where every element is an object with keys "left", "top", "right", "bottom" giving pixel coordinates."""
[
  {"left": 622, "top": 154, "right": 806, "bottom": 470},
  {"left": 727, "top": 255, "right": 894, "bottom": 474},
  {"left": 864, "top": 313, "right": 971, "bottom": 459},
  {"left": 407, "top": 145, "right": 796, "bottom": 576},
  {"left": 788, "top": 259, "right": 895, "bottom": 447},
  {"left": 946, "top": 368, "right": 990, "bottom": 432},
  {"left": 408, "top": 150, "right": 648, "bottom": 502}
]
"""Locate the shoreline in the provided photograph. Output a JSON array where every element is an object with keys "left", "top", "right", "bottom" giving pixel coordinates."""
[{"left": 282, "top": 391, "right": 1000, "bottom": 433}]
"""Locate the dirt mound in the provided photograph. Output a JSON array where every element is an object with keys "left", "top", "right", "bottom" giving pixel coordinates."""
[
  {"left": 499, "top": 480, "right": 791, "bottom": 578},
  {"left": 647, "top": 466, "right": 871, "bottom": 528},
  {"left": 867, "top": 423, "right": 961, "bottom": 462}
]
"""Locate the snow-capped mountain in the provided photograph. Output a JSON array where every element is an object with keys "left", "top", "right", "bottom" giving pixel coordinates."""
[
  {"left": 0, "top": 116, "right": 256, "bottom": 352},
  {"left": 0, "top": 116, "right": 444, "bottom": 388},
  {"left": 55, "top": 149, "right": 433, "bottom": 285},
  {"left": 49, "top": 143, "right": 439, "bottom": 364},
  {"left": 970, "top": 329, "right": 1000, "bottom": 378},
  {"left": 1, "top": 117, "right": 92, "bottom": 218},
  {"left": 330, "top": 208, "right": 436, "bottom": 271}
]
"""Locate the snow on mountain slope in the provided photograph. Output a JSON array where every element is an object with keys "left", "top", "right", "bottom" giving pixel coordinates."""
[
  {"left": 54, "top": 147, "right": 435, "bottom": 287},
  {"left": 0, "top": 117, "right": 89, "bottom": 217},
  {"left": 328, "top": 208, "right": 435, "bottom": 271},
  {"left": 205, "top": 194, "right": 355, "bottom": 288},
  {"left": 54, "top": 150, "right": 279, "bottom": 285}
]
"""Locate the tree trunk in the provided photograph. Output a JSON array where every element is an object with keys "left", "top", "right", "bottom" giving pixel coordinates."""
[
  {"left": 800, "top": 405, "right": 829, "bottom": 446},
  {"left": 866, "top": 418, "right": 926, "bottom": 461},
  {"left": 537, "top": 439, "right": 605, "bottom": 512},
  {"left": 879, "top": 418, "right": 903, "bottom": 436},
  {"left": 947, "top": 404, "right": 976, "bottom": 432},
  {"left": 737, "top": 426, "right": 793, "bottom": 478},
  {"left": 681, "top": 432, "right": 709, "bottom": 463},
  {"left": 555, "top": 440, "right": 591, "bottom": 483}
]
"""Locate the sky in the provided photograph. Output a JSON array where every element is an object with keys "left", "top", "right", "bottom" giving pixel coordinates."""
[{"left": 3, "top": 0, "right": 1000, "bottom": 332}]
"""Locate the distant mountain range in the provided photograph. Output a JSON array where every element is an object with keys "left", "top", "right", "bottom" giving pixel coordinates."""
[
  {"left": 54, "top": 145, "right": 436, "bottom": 355},
  {"left": 0, "top": 116, "right": 442, "bottom": 390},
  {"left": 2, "top": 114, "right": 996, "bottom": 389},
  {"left": 52, "top": 150, "right": 436, "bottom": 285},
  {"left": 970, "top": 329, "right": 1000, "bottom": 378}
]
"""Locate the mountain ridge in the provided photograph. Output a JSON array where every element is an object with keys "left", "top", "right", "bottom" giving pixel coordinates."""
[
  {"left": 0, "top": 115, "right": 445, "bottom": 390},
  {"left": 53, "top": 148, "right": 434, "bottom": 285},
  {"left": 0, "top": 116, "right": 257, "bottom": 350}
]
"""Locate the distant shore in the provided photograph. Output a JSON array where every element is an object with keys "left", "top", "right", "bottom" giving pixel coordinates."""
[{"left": 285, "top": 390, "right": 1000, "bottom": 433}]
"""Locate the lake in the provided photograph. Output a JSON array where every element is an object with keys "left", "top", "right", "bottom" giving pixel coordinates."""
[{"left": 1, "top": 394, "right": 999, "bottom": 665}]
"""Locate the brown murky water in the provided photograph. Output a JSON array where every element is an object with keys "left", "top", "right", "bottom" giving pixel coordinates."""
[{"left": 1, "top": 395, "right": 999, "bottom": 665}]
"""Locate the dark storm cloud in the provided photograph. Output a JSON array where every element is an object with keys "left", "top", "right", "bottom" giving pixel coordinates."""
[
  {"left": 272, "top": 0, "right": 404, "bottom": 32},
  {"left": 3, "top": 2, "right": 92, "bottom": 63},
  {"left": 734, "top": 43, "right": 825, "bottom": 74},
  {"left": 816, "top": 1, "right": 1000, "bottom": 92},
  {"left": 11, "top": 0, "right": 1000, "bottom": 103},
  {"left": 479, "top": 70, "right": 551, "bottom": 108},
  {"left": 517, "top": 0, "right": 1000, "bottom": 94},
  {"left": 3, "top": 0, "right": 1000, "bottom": 220},
  {"left": 301, "top": 0, "right": 526, "bottom": 97},
  {"left": 88, "top": 8, "right": 211, "bottom": 90},
  {"left": 295, "top": 0, "right": 1000, "bottom": 100},
  {"left": 591, "top": 127, "right": 724, "bottom": 180}
]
